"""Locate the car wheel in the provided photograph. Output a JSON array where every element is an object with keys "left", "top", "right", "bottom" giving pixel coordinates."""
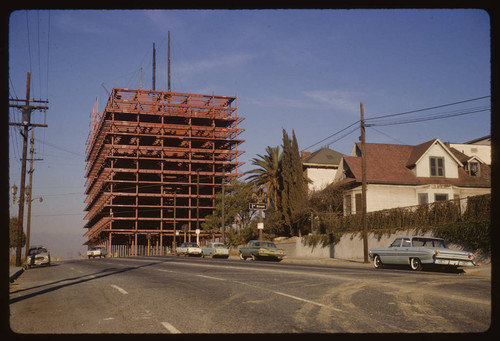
[
  {"left": 373, "top": 255, "right": 383, "bottom": 269},
  {"left": 410, "top": 258, "right": 423, "bottom": 271},
  {"left": 239, "top": 252, "right": 247, "bottom": 260},
  {"left": 202, "top": 253, "right": 205, "bottom": 258}
]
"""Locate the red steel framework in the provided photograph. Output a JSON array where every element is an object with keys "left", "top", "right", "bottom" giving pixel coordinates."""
[{"left": 84, "top": 87, "right": 245, "bottom": 255}]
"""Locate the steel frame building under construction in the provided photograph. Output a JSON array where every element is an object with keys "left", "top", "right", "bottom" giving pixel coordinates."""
[{"left": 84, "top": 87, "right": 244, "bottom": 255}]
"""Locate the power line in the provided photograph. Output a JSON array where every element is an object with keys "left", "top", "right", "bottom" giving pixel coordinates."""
[
  {"left": 365, "top": 95, "right": 490, "bottom": 122},
  {"left": 367, "top": 106, "right": 489, "bottom": 127},
  {"left": 301, "top": 120, "right": 359, "bottom": 151},
  {"left": 302, "top": 96, "right": 490, "bottom": 152}
]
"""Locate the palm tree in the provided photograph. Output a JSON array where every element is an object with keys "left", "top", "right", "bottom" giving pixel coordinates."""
[{"left": 245, "top": 145, "right": 282, "bottom": 209}]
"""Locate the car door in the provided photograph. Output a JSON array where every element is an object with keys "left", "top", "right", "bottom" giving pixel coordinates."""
[
  {"left": 396, "top": 238, "right": 412, "bottom": 264},
  {"left": 383, "top": 238, "right": 402, "bottom": 264}
]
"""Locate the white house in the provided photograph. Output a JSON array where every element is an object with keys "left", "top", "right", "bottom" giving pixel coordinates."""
[
  {"left": 301, "top": 148, "right": 344, "bottom": 192},
  {"left": 333, "top": 138, "right": 491, "bottom": 215}
]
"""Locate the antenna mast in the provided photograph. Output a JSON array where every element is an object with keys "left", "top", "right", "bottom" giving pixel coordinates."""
[
  {"left": 152, "top": 42, "right": 156, "bottom": 91},
  {"left": 168, "top": 31, "right": 171, "bottom": 92}
]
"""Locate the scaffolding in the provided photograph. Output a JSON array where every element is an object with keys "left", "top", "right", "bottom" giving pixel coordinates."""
[{"left": 84, "top": 87, "right": 245, "bottom": 255}]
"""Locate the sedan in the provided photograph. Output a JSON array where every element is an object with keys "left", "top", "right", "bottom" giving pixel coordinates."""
[
  {"left": 369, "top": 236, "right": 475, "bottom": 271},
  {"left": 176, "top": 242, "right": 203, "bottom": 257},
  {"left": 239, "top": 240, "right": 285, "bottom": 261},
  {"left": 25, "top": 246, "right": 51, "bottom": 268}
]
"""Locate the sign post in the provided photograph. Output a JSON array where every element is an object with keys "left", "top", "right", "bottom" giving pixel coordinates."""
[{"left": 250, "top": 203, "right": 267, "bottom": 240}]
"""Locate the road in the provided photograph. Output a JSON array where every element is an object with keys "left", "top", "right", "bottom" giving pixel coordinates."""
[{"left": 9, "top": 256, "right": 491, "bottom": 334}]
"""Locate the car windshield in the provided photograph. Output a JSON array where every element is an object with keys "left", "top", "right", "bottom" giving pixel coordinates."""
[
  {"left": 213, "top": 244, "right": 224, "bottom": 248},
  {"left": 412, "top": 238, "right": 447, "bottom": 248},
  {"left": 29, "top": 247, "right": 47, "bottom": 255},
  {"left": 184, "top": 243, "right": 199, "bottom": 247},
  {"left": 390, "top": 239, "right": 401, "bottom": 247}
]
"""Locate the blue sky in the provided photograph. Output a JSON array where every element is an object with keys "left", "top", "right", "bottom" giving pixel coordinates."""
[{"left": 8, "top": 9, "right": 491, "bottom": 258}]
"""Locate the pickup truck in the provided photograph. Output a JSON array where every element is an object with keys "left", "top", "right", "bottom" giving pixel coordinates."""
[
  {"left": 87, "top": 246, "right": 107, "bottom": 259},
  {"left": 176, "top": 242, "right": 202, "bottom": 257},
  {"left": 202, "top": 242, "right": 229, "bottom": 259}
]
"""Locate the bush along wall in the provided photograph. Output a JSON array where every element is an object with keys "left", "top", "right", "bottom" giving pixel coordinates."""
[{"left": 304, "top": 194, "right": 490, "bottom": 255}]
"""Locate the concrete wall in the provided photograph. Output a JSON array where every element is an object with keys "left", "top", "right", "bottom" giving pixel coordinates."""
[{"left": 275, "top": 229, "right": 480, "bottom": 261}]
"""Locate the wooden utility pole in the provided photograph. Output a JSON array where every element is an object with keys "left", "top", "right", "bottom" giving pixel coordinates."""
[
  {"left": 360, "top": 102, "right": 368, "bottom": 263},
  {"left": 25, "top": 129, "right": 43, "bottom": 257},
  {"left": 221, "top": 169, "right": 225, "bottom": 243},
  {"left": 8, "top": 72, "right": 48, "bottom": 266},
  {"left": 173, "top": 191, "right": 177, "bottom": 251}
]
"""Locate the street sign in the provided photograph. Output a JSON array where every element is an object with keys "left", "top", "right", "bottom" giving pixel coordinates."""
[
  {"left": 249, "top": 203, "right": 267, "bottom": 210},
  {"left": 257, "top": 222, "right": 264, "bottom": 230}
]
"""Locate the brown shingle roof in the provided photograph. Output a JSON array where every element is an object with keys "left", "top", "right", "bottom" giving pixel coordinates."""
[{"left": 342, "top": 140, "right": 490, "bottom": 188}]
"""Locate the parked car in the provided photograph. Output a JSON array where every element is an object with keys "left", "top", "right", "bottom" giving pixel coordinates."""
[
  {"left": 369, "top": 236, "right": 476, "bottom": 271},
  {"left": 26, "top": 246, "right": 50, "bottom": 268},
  {"left": 87, "top": 246, "right": 107, "bottom": 259},
  {"left": 239, "top": 240, "right": 285, "bottom": 261},
  {"left": 202, "top": 242, "right": 229, "bottom": 258},
  {"left": 176, "top": 242, "right": 202, "bottom": 257}
]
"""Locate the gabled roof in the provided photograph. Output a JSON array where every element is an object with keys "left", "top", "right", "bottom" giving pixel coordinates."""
[
  {"left": 303, "top": 147, "right": 344, "bottom": 166},
  {"left": 341, "top": 139, "right": 490, "bottom": 187},
  {"left": 406, "top": 138, "right": 463, "bottom": 168}
]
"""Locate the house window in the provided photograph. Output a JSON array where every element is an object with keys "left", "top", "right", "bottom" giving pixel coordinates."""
[
  {"left": 345, "top": 195, "right": 352, "bottom": 215},
  {"left": 418, "top": 193, "right": 428, "bottom": 205},
  {"left": 434, "top": 193, "right": 449, "bottom": 201},
  {"left": 430, "top": 157, "right": 445, "bottom": 177},
  {"left": 355, "top": 193, "right": 362, "bottom": 214},
  {"left": 469, "top": 161, "right": 480, "bottom": 176}
]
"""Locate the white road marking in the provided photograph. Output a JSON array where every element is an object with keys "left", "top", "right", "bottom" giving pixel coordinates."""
[
  {"left": 161, "top": 321, "right": 181, "bottom": 334},
  {"left": 110, "top": 284, "right": 128, "bottom": 294},
  {"left": 197, "top": 274, "right": 226, "bottom": 281},
  {"left": 274, "top": 291, "right": 344, "bottom": 312}
]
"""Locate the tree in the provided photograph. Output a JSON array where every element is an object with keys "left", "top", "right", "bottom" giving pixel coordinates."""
[
  {"left": 202, "top": 180, "right": 256, "bottom": 241},
  {"left": 245, "top": 145, "right": 282, "bottom": 209},
  {"left": 279, "top": 129, "right": 310, "bottom": 236},
  {"left": 9, "top": 217, "right": 26, "bottom": 249}
]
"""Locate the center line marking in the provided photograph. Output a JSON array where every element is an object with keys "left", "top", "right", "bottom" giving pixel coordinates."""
[
  {"left": 111, "top": 284, "right": 128, "bottom": 294},
  {"left": 161, "top": 321, "right": 181, "bottom": 334}
]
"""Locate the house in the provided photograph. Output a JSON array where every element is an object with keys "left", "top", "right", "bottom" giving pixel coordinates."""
[
  {"left": 333, "top": 138, "right": 491, "bottom": 215},
  {"left": 448, "top": 135, "right": 491, "bottom": 165},
  {"left": 301, "top": 147, "right": 345, "bottom": 192}
]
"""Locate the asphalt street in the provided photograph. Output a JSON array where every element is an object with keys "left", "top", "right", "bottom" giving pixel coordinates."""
[{"left": 9, "top": 256, "right": 491, "bottom": 334}]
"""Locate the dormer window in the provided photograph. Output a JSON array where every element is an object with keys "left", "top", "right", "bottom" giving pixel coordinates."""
[
  {"left": 468, "top": 161, "right": 480, "bottom": 176},
  {"left": 430, "top": 157, "right": 444, "bottom": 177}
]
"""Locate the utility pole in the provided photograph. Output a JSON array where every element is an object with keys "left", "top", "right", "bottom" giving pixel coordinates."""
[
  {"left": 168, "top": 31, "right": 171, "bottom": 92},
  {"left": 196, "top": 169, "right": 200, "bottom": 233},
  {"left": 152, "top": 42, "right": 156, "bottom": 91},
  {"left": 221, "top": 169, "right": 225, "bottom": 243},
  {"left": 8, "top": 72, "right": 48, "bottom": 266},
  {"left": 25, "top": 129, "right": 43, "bottom": 257},
  {"left": 360, "top": 102, "right": 368, "bottom": 263},
  {"left": 173, "top": 190, "right": 177, "bottom": 252}
]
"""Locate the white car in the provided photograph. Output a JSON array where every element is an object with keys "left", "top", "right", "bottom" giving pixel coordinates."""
[
  {"left": 202, "top": 242, "right": 229, "bottom": 258},
  {"left": 87, "top": 246, "right": 107, "bottom": 259},
  {"left": 176, "top": 242, "right": 202, "bottom": 257},
  {"left": 26, "top": 246, "right": 51, "bottom": 268}
]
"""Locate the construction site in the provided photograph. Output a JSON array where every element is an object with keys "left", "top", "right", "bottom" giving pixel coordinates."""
[{"left": 83, "top": 87, "right": 245, "bottom": 256}]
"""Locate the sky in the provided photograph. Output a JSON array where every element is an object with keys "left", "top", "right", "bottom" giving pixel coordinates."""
[{"left": 8, "top": 9, "right": 491, "bottom": 259}]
